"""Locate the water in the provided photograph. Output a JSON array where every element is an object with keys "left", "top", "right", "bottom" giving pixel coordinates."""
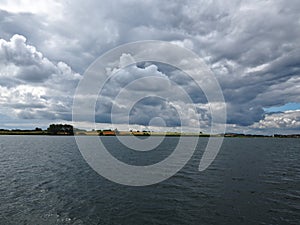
[{"left": 0, "top": 136, "right": 299, "bottom": 225}]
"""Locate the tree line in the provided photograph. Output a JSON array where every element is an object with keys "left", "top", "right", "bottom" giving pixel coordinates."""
[{"left": 47, "top": 124, "right": 74, "bottom": 135}]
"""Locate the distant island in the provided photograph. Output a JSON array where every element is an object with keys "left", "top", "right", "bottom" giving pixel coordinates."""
[{"left": 0, "top": 124, "right": 299, "bottom": 138}]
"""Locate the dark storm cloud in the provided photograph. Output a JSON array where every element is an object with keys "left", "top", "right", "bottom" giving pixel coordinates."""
[
  {"left": 17, "top": 109, "right": 72, "bottom": 121},
  {"left": 60, "top": 0, "right": 300, "bottom": 128},
  {"left": 128, "top": 97, "right": 181, "bottom": 127}
]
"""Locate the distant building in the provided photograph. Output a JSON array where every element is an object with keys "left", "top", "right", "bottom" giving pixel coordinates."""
[{"left": 102, "top": 130, "right": 116, "bottom": 136}]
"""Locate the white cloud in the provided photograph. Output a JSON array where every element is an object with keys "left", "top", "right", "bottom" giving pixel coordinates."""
[
  {"left": 0, "top": 0, "right": 63, "bottom": 20},
  {"left": 0, "top": 34, "right": 81, "bottom": 125},
  {"left": 0, "top": 34, "right": 57, "bottom": 82},
  {"left": 253, "top": 110, "right": 300, "bottom": 130}
]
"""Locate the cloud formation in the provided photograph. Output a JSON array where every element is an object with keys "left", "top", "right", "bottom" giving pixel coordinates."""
[
  {"left": 0, "top": 0, "right": 299, "bottom": 133},
  {"left": 254, "top": 110, "right": 300, "bottom": 130},
  {"left": 0, "top": 34, "right": 81, "bottom": 125}
]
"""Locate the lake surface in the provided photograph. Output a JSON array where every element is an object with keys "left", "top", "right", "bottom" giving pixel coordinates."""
[{"left": 0, "top": 136, "right": 299, "bottom": 225}]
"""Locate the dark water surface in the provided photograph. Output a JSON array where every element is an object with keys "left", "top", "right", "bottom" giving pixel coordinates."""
[{"left": 0, "top": 136, "right": 299, "bottom": 225}]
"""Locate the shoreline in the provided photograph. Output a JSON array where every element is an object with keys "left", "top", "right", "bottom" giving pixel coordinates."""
[{"left": 0, "top": 131, "right": 299, "bottom": 138}]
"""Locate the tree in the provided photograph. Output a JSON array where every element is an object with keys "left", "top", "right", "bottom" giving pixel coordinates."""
[{"left": 47, "top": 124, "right": 74, "bottom": 135}]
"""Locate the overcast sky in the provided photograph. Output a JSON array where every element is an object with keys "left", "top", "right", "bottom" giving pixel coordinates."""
[{"left": 0, "top": 0, "right": 299, "bottom": 134}]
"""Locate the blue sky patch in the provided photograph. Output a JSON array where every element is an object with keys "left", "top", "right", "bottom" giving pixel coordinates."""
[{"left": 264, "top": 102, "right": 300, "bottom": 113}]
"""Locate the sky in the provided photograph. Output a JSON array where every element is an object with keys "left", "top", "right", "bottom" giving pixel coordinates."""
[{"left": 0, "top": 0, "right": 299, "bottom": 134}]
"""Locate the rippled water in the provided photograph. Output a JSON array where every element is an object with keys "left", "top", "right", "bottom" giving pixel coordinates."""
[{"left": 0, "top": 136, "right": 299, "bottom": 224}]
